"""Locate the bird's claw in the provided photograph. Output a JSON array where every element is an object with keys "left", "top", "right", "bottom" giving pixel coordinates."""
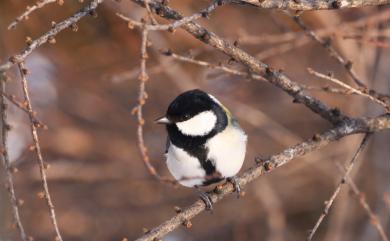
[
  {"left": 197, "top": 189, "right": 213, "bottom": 211},
  {"left": 228, "top": 176, "right": 241, "bottom": 198}
]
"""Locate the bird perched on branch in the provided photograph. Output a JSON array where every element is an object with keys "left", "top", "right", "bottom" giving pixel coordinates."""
[{"left": 156, "top": 89, "right": 247, "bottom": 210}]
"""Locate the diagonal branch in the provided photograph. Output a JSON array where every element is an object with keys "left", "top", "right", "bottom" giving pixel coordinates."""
[
  {"left": 335, "top": 162, "right": 390, "bottom": 241},
  {"left": 308, "top": 68, "right": 390, "bottom": 111},
  {"left": 0, "top": 0, "right": 105, "bottom": 72},
  {"left": 290, "top": 14, "right": 390, "bottom": 111},
  {"left": 131, "top": 0, "right": 349, "bottom": 125},
  {"left": 135, "top": 115, "right": 390, "bottom": 241},
  {"left": 8, "top": 0, "right": 58, "bottom": 30},
  {"left": 307, "top": 133, "right": 371, "bottom": 241},
  {"left": 235, "top": 0, "right": 390, "bottom": 10}
]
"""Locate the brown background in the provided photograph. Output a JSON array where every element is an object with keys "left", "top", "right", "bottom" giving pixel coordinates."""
[{"left": 0, "top": 1, "right": 389, "bottom": 241}]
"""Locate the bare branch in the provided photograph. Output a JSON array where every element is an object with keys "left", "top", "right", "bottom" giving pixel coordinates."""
[
  {"left": 0, "top": 0, "right": 104, "bottom": 72},
  {"left": 0, "top": 74, "right": 28, "bottom": 241},
  {"left": 134, "top": 27, "right": 176, "bottom": 185},
  {"left": 307, "top": 134, "right": 371, "bottom": 241},
  {"left": 308, "top": 68, "right": 390, "bottom": 111},
  {"left": 117, "top": 0, "right": 228, "bottom": 31},
  {"left": 335, "top": 162, "right": 390, "bottom": 241},
  {"left": 143, "top": 0, "right": 158, "bottom": 25},
  {"left": 135, "top": 116, "right": 390, "bottom": 241},
  {"left": 131, "top": 0, "right": 349, "bottom": 125},
  {"left": 17, "top": 63, "right": 63, "bottom": 241},
  {"left": 8, "top": 0, "right": 58, "bottom": 30},
  {"left": 290, "top": 14, "right": 367, "bottom": 87},
  {"left": 236, "top": 0, "right": 390, "bottom": 10},
  {"left": 239, "top": 9, "right": 390, "bottom": 45},
  {"left": 163, "top": 51, "right": 354, "bottom": 96},
  {"left": 0, "top": 92, "right": 46, "bottom": 128}
]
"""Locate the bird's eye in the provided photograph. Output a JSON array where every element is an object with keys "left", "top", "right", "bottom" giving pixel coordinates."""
[{"left": 184, "top": 114, "right": 190, "bottom": 119}]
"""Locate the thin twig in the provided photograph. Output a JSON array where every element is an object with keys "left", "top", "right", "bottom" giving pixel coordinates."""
[
  {"left": 8, "top": 0, "right": 58, "bottom": 30},
  {"left": 162, "top": 50, "right": 267, "bottom": 81},
  {"left": 0, "top": 74, "right": 28, "bottom": 241},
  {"left": 239, "top": 9, "right": 390, "bottom": 45},
  {"left": 308, "top": 68, "right": 390, "bottom": 111},
  {"left": 163, "top": 51, "right": 355, "bottom": 98},
  {"left": 17, "top": 63, "right": 63, "bottom": 241},
  {"left": 290, "top": 14, "right": 366, "bottom": 87},
  {"left": 143, "top": 0, "right": 158, "bottom": 25},
  {"left": 335, "top": 162, "right": 389, "bottom": 241},
  {"left": 134, "top": 27, "right": 176, "bottom": 185},
  {"left": 307, "top": 134, "right": 371, "bottom": 241},
  {"left": 0, "top": 92, "right": 46, "bottom": 128},
  {"left": 256, "top": 38, "right": 310, "bottom": 60},
  {"left": 0, "top": 0, "right": 105, "bottom": 72},
  {"left": 117, "top": 0, "right": 228, "bottom": 31},
  {"left": 236, "top": 0, "right": 390, "bottom": 10}
]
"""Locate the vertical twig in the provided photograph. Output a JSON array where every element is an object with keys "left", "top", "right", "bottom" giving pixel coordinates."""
[
  {"left": 17, "top": 63, "right": 63, "bottom": 241},
  {"left": 1, "top": 74, "right": 28, "bottom": 241},
  {"left": 135, "top": 27, "right": 175, "bottom": 185},
  {"left": 307, "top": 133, "right": 371, "bottom": 241}
]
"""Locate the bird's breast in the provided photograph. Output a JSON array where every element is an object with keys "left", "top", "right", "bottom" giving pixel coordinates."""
[{"left": 206, "top": 125, "right": 247, "bottom": 177}]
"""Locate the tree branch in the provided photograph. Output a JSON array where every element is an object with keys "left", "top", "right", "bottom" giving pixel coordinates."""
[
  {"left": 18, "top": 63, "right": 63, "bottom": 241},
  {"left": 0, "top": 74, "right": 28, "bottom": 241},
  {"left": 131, "top": 0, "right": 349, "bottom": 125},
  {"left": 8, "top": 0, "right": 58, "bottom": 30},
  {"left": 307, "top": 133, "right": 371, "bottom": 241},
  {"left": 135, "top": 115, "right": 390, "bottom": 241},
  {"left": 0, "top": 0, "right": 104, "bottom": 72},
  {"left": 236, "top": 0, "right": 390, "bottom": 10}
]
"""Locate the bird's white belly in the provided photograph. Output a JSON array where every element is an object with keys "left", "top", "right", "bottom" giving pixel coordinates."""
[
  {"left": 206, "top": 125, "right": 247, "bottom": 177},
  {"left": 166, "top": 144, "right": 206, "bottom": 187}
]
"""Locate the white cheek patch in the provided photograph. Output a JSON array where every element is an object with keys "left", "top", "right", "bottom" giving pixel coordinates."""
[{"left": 176, "top": 110, "right": 217, "bottom": 136}]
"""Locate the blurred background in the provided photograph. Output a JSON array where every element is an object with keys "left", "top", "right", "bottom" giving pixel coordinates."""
[{"left": 0, "top": 1, "right": 389, "bottom": 241}]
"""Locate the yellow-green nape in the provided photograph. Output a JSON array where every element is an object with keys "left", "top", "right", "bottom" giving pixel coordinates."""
[{"left": 220, "top": 103, "right": 234, "bottom": 122}]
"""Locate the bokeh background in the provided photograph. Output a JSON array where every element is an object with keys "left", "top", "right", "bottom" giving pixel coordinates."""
[{"left": 0, "top": 1, "right": 389, "bottom": 241}]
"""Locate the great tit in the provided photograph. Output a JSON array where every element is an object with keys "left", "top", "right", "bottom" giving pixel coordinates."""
[{"left": 156, "top": 89, "right": 247, "bottom": 209}]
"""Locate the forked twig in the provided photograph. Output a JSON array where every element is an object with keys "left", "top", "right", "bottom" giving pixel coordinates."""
[
  {"left": 0, "top": 0, "right": 105, "bottom": 72},
  {"left": 8, "top": 0, "right": 58, "bottom": 30},
  {"left": 307, "top": 134, "right": 371, "bottom": 241},
  {"left": 0, "top": 92, "right": 46, "bottom": 128},
  {"left": 0, "top": 74, "right": 28, "bottom": 241},
  {"left": 291, "top": 14, "right": 366, "bottom": 87},
  {"left": 335, "top": 162, "right": 389, "bottom": 241},
  {"left": 17, "top": 63, "right": 63, "bottom": 241},
  {"left": 308, "top": 68, "right": 390, "bottom": 111}
]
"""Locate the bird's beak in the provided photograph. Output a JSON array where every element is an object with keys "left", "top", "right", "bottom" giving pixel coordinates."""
[{"left": 155, "top": 116, "right": 171, "bottom": 124}]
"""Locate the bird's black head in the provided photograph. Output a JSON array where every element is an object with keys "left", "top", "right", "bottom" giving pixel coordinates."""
[
  {"left": 156, "top": 89, "right": 228, "bottom": 140},
  {"left": 166, "top": 89, "right": 216, "bottom": 123}
]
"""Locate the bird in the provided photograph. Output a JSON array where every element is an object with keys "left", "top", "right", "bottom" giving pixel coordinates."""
[{"left": 156, "top": 89, "right": 247, "bottom": 209}]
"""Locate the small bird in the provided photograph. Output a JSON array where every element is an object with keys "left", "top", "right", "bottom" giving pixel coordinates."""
[{"left": 156, "top": 89, "right": 247, "bottom": 209}]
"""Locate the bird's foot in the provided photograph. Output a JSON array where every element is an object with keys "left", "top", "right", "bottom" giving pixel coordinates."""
[
  {"left": 196, "top": 186, "right": 213, "bottom": 211},
  {"left": 227, "top": 176, "right": 241, "bottom": 199}
]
